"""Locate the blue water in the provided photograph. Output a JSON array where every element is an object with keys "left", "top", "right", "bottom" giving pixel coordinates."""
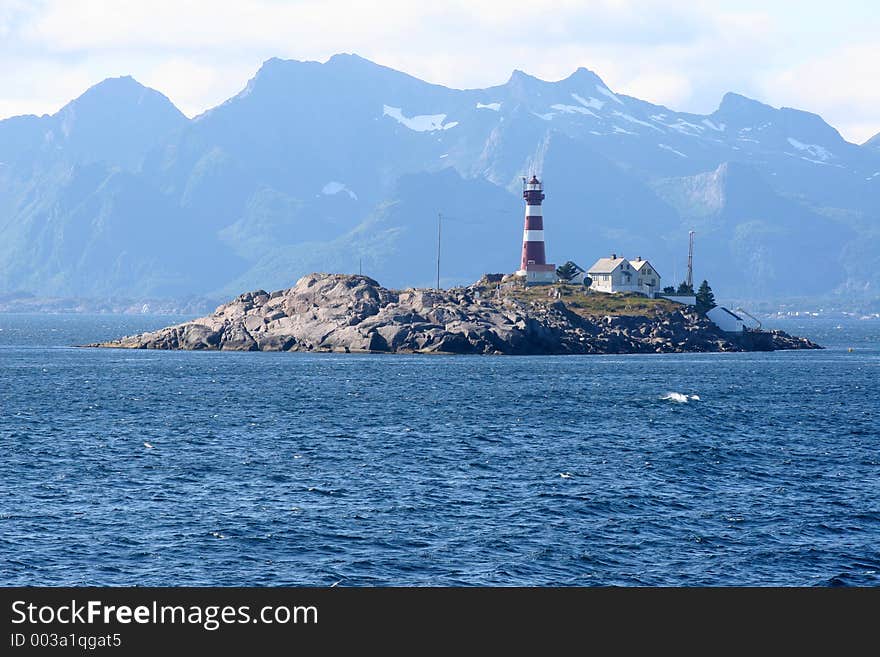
[{"left": 1, "top": 314, "right": 878, "bottom": 586}]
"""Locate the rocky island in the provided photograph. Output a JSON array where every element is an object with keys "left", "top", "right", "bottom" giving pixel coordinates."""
[{"left": 90, "top": 273, "right": 821, "bottom": 354}]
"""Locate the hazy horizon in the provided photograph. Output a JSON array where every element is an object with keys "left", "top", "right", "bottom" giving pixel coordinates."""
[
  {"left": 3, "top": 52, "right": 875, "bottom": 149},
  {"left": 1, "top": 1, "right": 878, "bottom": 143}
]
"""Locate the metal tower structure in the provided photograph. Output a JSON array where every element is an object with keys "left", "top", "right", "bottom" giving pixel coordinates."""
[
  {"left": 686, "top": 230, "right": 695, "bottom": 289},
  {"left": 436, "top": 212, "right": 442, "bottom": 290}
]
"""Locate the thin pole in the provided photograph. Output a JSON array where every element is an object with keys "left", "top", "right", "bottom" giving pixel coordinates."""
[
  {"left": 359, "top": 258, "right": 362, "bottom": 276},
  {"left": 686, "top": 230, "right": 695, "bottom": 289},
  {"left": 436, "top": 212, "right": 442, "bottom": 290}
]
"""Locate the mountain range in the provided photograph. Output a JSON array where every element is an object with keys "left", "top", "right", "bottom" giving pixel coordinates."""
[{"left": 1, "top": 53, "right": 878, "bottom": 307}]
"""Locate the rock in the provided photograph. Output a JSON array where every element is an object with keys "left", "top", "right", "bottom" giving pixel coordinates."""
[
  {"left": 220, "top": 324, "right": 257, "bottom": 351},
  {"left": 88, "top": 273, "right": 822, "bottom": 355},
  {"left": 179, "top": 324, "right": 220, "bottom": 349},
  {"left": 243, "top": 315, "right": 264, "bottom": 332},
  {"left": 256, "top": 334, "right": 296, "bottom": 351}
]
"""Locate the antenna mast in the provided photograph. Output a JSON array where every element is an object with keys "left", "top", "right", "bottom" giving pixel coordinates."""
[
  {"left": 436, "top": 213, "right": 442, "bottom": 290},
  {"left": 686, "top": 230, "right": 695, "bottom": 289}
]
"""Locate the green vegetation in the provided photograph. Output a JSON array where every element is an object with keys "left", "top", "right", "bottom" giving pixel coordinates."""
[
  {"left": 474, "top": 277, "right": 680, "bottom": 318},
  {"left": 555, "top": 261, "right": 582, "bottom": 282},
  {"left": 696, "top": 280, "right": 717, "bottom": 314},
  {"left": 562, "top": 291, "right": 680, "bottom": 319},
  {"left": 676, "top": 282, "right": 694, "bottom": 295}
]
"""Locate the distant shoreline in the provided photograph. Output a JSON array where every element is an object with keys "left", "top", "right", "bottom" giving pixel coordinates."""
[{"left": 0, "top": 296, "right": 215, "bottom": 316}]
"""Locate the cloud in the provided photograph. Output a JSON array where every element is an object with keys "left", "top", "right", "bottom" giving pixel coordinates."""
[
  {"left": 0, "top": 56, "right": 97, "bottom": 117},
  {"left": 759, "top": 43, "right": 880, "bottom": 144},
  {"left": 21, "top": 0, "right": 422, "bottom": 52},
  {"left": 140, "top": 58, "right": 254, "bottom": 118},
  {"left": 618, "top": 72, "right": 693, "bottom": 108}
]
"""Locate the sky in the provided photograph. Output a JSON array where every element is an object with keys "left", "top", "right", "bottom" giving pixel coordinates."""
[{"left": 1, "top": 0, "right": 878, "bottom": 144}]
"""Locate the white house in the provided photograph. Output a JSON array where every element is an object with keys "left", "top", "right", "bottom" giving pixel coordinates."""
[
  {"left": 707, "top": 306, "right": 745, "bottom": 332},
  {"left": 630, "top": 257, "right": 661, "bottom": 296},
  {"left": 587, "top": 255, "right": 662, "bottom": 297}
]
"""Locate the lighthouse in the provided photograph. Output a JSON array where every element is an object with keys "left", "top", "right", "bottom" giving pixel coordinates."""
[{"left": 516, "top": 175, "right": 556, "bottom": 284}]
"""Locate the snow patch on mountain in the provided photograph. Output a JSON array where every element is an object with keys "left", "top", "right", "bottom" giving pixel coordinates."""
[
  {"left": 596, "top": 84, "right": 624, "bottom": 105},
  {"left": 786, "top": 137, "right": 832, "bottom": 162},
  {"left": 658, "top": 143, "right": 687, "bottom": 158},
  {"left": 651, "top": 115, "right": 704, "bottom": 136},
  {"left": 322, "top": 181, "right": 358, "bottom": 200},
  {"left": 666, "top": 119, "right": 704, "bottom": 136},
  {"left": 614, "top": 111, "right": 664, "bottom": 132},
  {"left": 550, "top": 103, "right": 598, "bottom": 118},
  {"left": 613, "top": 125, "right": 637, "bottom": 135},
  {"left": 382, "top": 105, "right": 457, "bottom": 131},
  {"left": 476, "top": 102, "right": 501, "bottom": 111},
  {"left": 571, "top": 93, "right": 604, "bottom": 110},
  {"left": 702, "top": 119, "right": 726, "bottom": 131}
]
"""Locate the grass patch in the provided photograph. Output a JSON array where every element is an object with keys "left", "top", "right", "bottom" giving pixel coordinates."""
[{"left": 475, "top": 278, "right": 680, "bottom": 318}]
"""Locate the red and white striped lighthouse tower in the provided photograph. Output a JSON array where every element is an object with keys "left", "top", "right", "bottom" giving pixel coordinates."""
[{"left": 516, "top": 175, "right": 556, "bottom": 284}]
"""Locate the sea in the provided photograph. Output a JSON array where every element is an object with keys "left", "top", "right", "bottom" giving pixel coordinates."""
[{"left": 1, "top": 313, "right": 878, "bottom": 586}]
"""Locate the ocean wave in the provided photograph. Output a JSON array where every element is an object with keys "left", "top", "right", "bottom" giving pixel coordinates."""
[{"left": 661, "top": 392, "right": 700, "bottom": 403}]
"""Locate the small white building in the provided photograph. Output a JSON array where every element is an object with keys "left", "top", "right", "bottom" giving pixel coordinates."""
[
  {"left": 587, "top": 255, "right": 662, "bottom": 297},
  {"left": 707, "top": 306, "right": 745, "bottom": 332},
  {"left": 521, "top": 263, "right": 557, "bottom": 285}
]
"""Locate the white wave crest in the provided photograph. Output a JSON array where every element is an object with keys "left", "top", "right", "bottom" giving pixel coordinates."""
[{"left": 661, "top": 392, "right": 700, "bottom": 403}]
